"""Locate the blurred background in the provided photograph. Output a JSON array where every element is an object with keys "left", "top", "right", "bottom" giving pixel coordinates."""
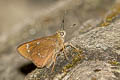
[{"left": 0, "top": 0, "right": 116, "bottom": 80}]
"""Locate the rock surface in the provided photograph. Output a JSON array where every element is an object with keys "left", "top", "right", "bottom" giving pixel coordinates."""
[{"left": 0, "top": 0, "right": 120, "bottom": 80}]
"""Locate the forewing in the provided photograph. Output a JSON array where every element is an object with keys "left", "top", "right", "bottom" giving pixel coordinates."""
[
  {"left": 17, "top": 39, "right": 41, "bottom": 60},
  {"left": 17, "top": 36, "right": 57, "bottom": 66},
  {"left": 31, "top": 43, "right": 56, "bottom": 67}
]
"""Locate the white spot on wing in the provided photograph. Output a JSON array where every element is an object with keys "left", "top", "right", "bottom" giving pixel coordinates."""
[
  {"left": 38, "top": 53, "right": 44, "bottom": 58},
  {"left": 37, "top": 42, "right": 40, "bottom": 45},
  {"left": 38, "top": 53, "right": 41, "bottom": 56},
  {"left": 27, "top": 50, "right": 30, "bottom": 53},
  {"left": 41, "top": 56, "right": 45, "bottom": 58},
  {"left": 26, "top": 44, "right": 29, "bottom": 49},
  {"left": 38, "top": 53, "right": 45, "bottom": 58}
]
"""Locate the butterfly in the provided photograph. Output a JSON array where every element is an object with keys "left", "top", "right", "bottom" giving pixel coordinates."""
[{"left": 17, "top": 30, "right": 66, "bottom": 71}]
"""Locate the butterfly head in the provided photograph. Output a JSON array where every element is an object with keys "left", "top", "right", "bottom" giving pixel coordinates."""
[{"left": 56, "top": 30, "right": 66, "bottom": 38}]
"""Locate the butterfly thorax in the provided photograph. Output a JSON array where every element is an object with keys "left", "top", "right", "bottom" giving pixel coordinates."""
[{"left": 54, "top": 30, "right": 66, "bottom": 52}]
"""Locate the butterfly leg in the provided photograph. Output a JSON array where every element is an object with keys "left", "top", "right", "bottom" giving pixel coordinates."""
[
  {"left": 46, "top": 58, "right": 53, "bottom": 69},
  {"left": 51, "top": 54, "right": 57, "bottom": 72},
  {"left": 64, "top": 42, "right": 79, "bottom": 53},
  {"left": 62, "top": 46, "right": 69, "bottom": 60}
]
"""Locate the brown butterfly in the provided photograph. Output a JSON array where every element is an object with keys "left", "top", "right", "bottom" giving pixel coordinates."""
[
  {"left": 17, "top": 28, "right": 67, "bottom": 70},
  {"left": 17, "top": 11, "right": 78, "bottom": 71}
]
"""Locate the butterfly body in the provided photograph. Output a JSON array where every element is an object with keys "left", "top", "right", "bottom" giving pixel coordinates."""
[{"left": 17, "top": 30, "right": 66, "bottom": 69}]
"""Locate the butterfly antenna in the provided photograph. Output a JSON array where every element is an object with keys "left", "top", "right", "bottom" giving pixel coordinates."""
[
  {"left": 60, "top": 10, "right": 67, "bottom": 30},
  {"left": 61, "top": 17, "right": 64, "bottom": 30}
]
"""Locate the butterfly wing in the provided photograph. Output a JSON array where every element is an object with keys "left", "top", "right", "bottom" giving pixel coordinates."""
[
  {"left": 17, "top": 36, "right": 57, "bottom": 67},
  {"left": 31, "top": 42, "right": 56, "bottom": 67},
  {"left": 17, "top": 40, "right": 38, "bottom": 60}
]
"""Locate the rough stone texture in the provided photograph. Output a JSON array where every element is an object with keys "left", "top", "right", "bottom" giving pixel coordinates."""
[
  {"left": 63, "top": 61, "right": 116, "bottom": 80},
  {"left": 0, "top": 0, "right": 119, "bottom": 80},
  {"left": 63, "top": 19, "right": 120, "bottom": 80}
]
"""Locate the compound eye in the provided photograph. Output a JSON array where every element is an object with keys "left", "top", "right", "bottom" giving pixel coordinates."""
[{"left": 60, "top": 32, "right": 65, "bottom": 37}]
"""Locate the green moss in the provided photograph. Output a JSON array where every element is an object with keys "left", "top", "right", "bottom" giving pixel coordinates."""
[
  {"left": 108, "top": 60, "right": 120, "bottom": 66},
  {"left": 72, "top": 54, "right": 82, "bottom": 65},
  {"left": 100, "top": 5, "right": 120, "bottom": 27},
  {"left": 63, "top": 63, "right": 73, "bottom": 72},
  {"left": 101, "top": 22, "right": 110, "bottom": 27},
  {"left": 63, "top": 49, "right": 84, "bottom": 72}
]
